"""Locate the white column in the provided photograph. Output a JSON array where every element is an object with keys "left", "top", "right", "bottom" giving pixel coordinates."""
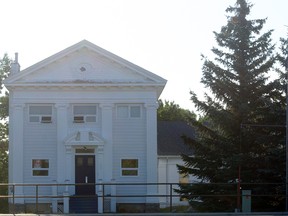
[
  {"left": 97, "top": 146, "right": 104, "bottom": 181},
  {"left": 65, "top": 146, "right": 72, "bottom": 183},
  {"left": 96, "top": 146, "right": 104, "bottom": 213},
  {"left": 55, "top": 104, "right": 68, "bottom": 184},
  {"left": 145, "top": 102, "right": 158, "bottom": 203},
  {"left": 10, "top": 104, "right": 24, "bottom": 203},
  {"left": 63, "top": 192, "right": 70, "bottom": 213},
  {"left": 99, "top": 103, "right": 113, "bottom": 181}
]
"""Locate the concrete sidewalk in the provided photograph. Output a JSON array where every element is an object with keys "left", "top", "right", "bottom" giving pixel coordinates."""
[{"left": 0, "top": 213, "right": 287, "bottom": 216}]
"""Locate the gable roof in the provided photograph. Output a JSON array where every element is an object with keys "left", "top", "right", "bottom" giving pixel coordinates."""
[
  {"left": 4, "top": 40, "right": 167, "bottom": 96},
  {"left": 157, "top": 121, "right": 195, "bottom": 156}
]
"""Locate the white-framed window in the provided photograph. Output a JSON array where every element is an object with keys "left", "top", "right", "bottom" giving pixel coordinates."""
[
  {"left": 73, "top": 105, "right": 97, "bottom": 123},
  {"left": 32, "top": 159, "right": 49, "bottom": 176},
  {"left": 121, "top": 159, "right": 139, "bottom": 176},
  {"left": 117, "top": 105, "right": 141, "bottom": 118},
  {"left": 29, "top": 105, "right": 53, "bottom": 123},
  {"left": 179, "top": 173, "right": 189, "bottom": 201}
]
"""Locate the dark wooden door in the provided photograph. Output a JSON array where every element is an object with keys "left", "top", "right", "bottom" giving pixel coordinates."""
[{"left": 75, "top": 155, "right": 95, "bottom": 195}]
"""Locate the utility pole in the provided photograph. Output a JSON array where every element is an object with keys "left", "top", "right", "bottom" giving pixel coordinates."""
[{"left": 285, "top": 55, "right": 288, "bottom": 212}]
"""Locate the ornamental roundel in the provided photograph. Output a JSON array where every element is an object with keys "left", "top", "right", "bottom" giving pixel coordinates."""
[{"left": 77, "top": 63, "right": 93, "bottom": 73}]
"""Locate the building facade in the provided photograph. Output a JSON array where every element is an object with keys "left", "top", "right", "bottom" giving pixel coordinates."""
[{"left": 4, "top": 40, "right": 166, "bottom": 213}]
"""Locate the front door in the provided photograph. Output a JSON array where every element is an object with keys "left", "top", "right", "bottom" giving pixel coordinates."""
[{"left": 75, "top": 155, "right": 95, "bottom": 195}]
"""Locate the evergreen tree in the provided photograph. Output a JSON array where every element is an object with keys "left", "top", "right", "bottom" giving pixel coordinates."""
[
  {"left": 0, "top": 53, "right": 11, "bottom": 213},
  {"left": 177, "top": 0, "right": 285, "bottom": 212}
]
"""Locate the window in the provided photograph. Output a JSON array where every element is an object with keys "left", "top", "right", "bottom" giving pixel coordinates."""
[
  {"left": 29, "top": 105, "right": 52, "bottom": 123},
  {"left": 32, "top": 159, "right": 49, "bottom": 176},
  {"left": 73, "top": 105, "right": 97, "bottom": 123},
  {"left": 117, "top": 105, "right": 141, "bottom": 118},
  {"left": 75, "top": 148, "right": 95, "bottom": 154},
  {"left": 121, "top": 159, "right": 138, "bottom": 176},
  {"left": 179, "top": 173, "right": 189, "bottom": 201},
  {"left": 130, "top": 106, "right": 141, "bottom": 117},
  {"left": 179, "top": 173, "right": 189, "bottom": 184}
]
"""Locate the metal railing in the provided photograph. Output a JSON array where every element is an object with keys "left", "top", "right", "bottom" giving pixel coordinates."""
[{"left": 0, "top": 182, "right": 285, "bottom": 214}]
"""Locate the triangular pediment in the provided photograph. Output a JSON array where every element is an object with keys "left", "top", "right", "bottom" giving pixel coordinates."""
[
  {"left": 64, "top": 130, "right": 105, "bottom": 146},
  {"left": 4, "top": 40, "right": 166, "bottom": 96}
]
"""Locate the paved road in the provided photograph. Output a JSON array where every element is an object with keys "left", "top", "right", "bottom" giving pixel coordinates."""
[{"left": 0, "top": 213, "right": 287, "bottom": 216}]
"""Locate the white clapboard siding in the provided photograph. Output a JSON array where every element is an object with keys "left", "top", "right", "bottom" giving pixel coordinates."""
[
  {"left": 23, "top": 109, "right": 57, "bottom": 187},
  {"left": 112, "top": 111, "right": 147, "bottom": 203}
]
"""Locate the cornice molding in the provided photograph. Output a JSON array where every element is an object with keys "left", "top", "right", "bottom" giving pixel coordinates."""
[{"left": 6, "top": 83, "right": 163, "bottom": 91}]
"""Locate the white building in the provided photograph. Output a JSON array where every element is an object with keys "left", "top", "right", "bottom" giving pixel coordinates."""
[
  {"left": 4, "top": 40, "right": 166, "bottom": 213},
  {"left": 157, "top": 121, "right": 196, "bottom": 208}
]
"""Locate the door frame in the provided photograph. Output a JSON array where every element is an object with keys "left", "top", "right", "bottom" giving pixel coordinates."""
[
  {"left": 74, "top": 147, "right": 97, "bottom": 193},
  {"left": 75, "top": 154, "right": 96, "bottom": 195},
  {"left": 64, "top": 131, "right": 105, "bottom": 193},
  {"left": 64, "top": 144, "right": 105, "bottom": 196}
]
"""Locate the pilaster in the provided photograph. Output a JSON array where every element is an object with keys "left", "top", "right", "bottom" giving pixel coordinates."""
[
  {"left": 97, "top": 146, "right": 104, "bottom": 182},
  {"left": 99, "top": 103, "right": 113, "bottom": 181},
  {"left": 145, "top": 102, "right": 158, "bottom": 203},
  {"left": 55, "top": 103, "right": 68, "bottom": 183},
  {"left": 10, "top": 103, "right": 25, "bottom": 203},
  {"left": 65, "top": 146, "right": 73, "bottom": 182}
]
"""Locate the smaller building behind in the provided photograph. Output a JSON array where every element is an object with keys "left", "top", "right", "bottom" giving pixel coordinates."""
[{"left": 157, "top": 121, "right": 196, "bottom": 208}]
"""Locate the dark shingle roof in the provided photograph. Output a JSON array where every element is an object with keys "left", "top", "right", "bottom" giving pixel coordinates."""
[{"left": 157, "top": 121, "right": 195, "bottom": 156}]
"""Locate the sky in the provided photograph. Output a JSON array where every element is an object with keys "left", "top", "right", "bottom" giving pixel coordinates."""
[{"left": 1, "top": 0, "right": 288, "bottom": 112}]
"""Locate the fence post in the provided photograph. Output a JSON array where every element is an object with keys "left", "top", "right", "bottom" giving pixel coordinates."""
[
  {"left": 242, "top": 190, "right": 251, "bottom": 212},
  {"left": 98, "top": 180, "right": 103, "bottom": 213},
  {"left": 169, "top": 183, "right": 173, "bottom": 212},
  {"left": 35, "top": 185, "right": 38, "bottom": 213},
  {"left": 110, "top": 179, "right": 116, "bottom": 212},
  {"left": 51, "top": 181, "right": 57, "bottom": 213},
  {"left": 12, "top": 184, "right": 15, "bottom": 214},
  {"left": 63, "top": 191, "right": 69, "bottom": 213},
  {"left": 102, "top": 183, "right": 105, "bottom": 212}
]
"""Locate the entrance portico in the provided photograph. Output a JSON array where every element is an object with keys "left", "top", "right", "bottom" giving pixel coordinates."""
[{"left": 64, "top": 130, "right": 105, "bottom": 195}]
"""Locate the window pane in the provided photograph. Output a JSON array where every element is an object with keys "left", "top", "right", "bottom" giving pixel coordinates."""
[
  {"left": 86, "top": 116, "right": 96, "bottom": 122},
  {"left": 30, "top": 116, "right": 40, "bottom": 122},
  {"left": 41, "top": 160, "right": 49, "bottom": 168},
  {"left": 130, "top": 106, "right": 140, "bottom": 117},
  {"left": 32, "top": 159, "right": 49, "bottom": 168},
  {"left": 121, "top": 159, "right": 138, "bottom": 168},
  {"left": 75, "top": 148, "right": 95, "bottom": 154},
  {"left": 74, "top": 105, "right": 96, "bottom": 115},
  {"left": 87, "top": 157, "right": 94, "bottom": 166},
  {"left": 29, "top": 106, "right": 52, "bottom": 115},
  {"left": 122, "top": 170, "right": 138, "bottom": 176},
  {"left": 179, "top": 173, "right": 189, "bottom": 184},
  {"left": 33, "top": 170, "right": 49, "bottom": 176},
  {"left": 117, "top": 106, "right": 128, "bottom": 118},
  {"left": 77, "top": 157, "right": 83, "bottom": 167}
]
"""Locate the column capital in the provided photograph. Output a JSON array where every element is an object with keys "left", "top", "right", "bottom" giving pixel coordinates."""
[
  {"left": 97, "top": 145, "right": 104, "bottom": 153},
  {"left": 99, "top": 103, "right": 114, "bottom": 109},
  {"left": 12, "top": 103, "right": 25, "bottom": 109},
  {"left": 55, "top": 103, "right": 69, "bottom": 109},
  {"left": 65, "top": 146, "right": 72, "bottom": 154},
  {"left": 144, "top": 102, "right": 159, "bottom": 109}
]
